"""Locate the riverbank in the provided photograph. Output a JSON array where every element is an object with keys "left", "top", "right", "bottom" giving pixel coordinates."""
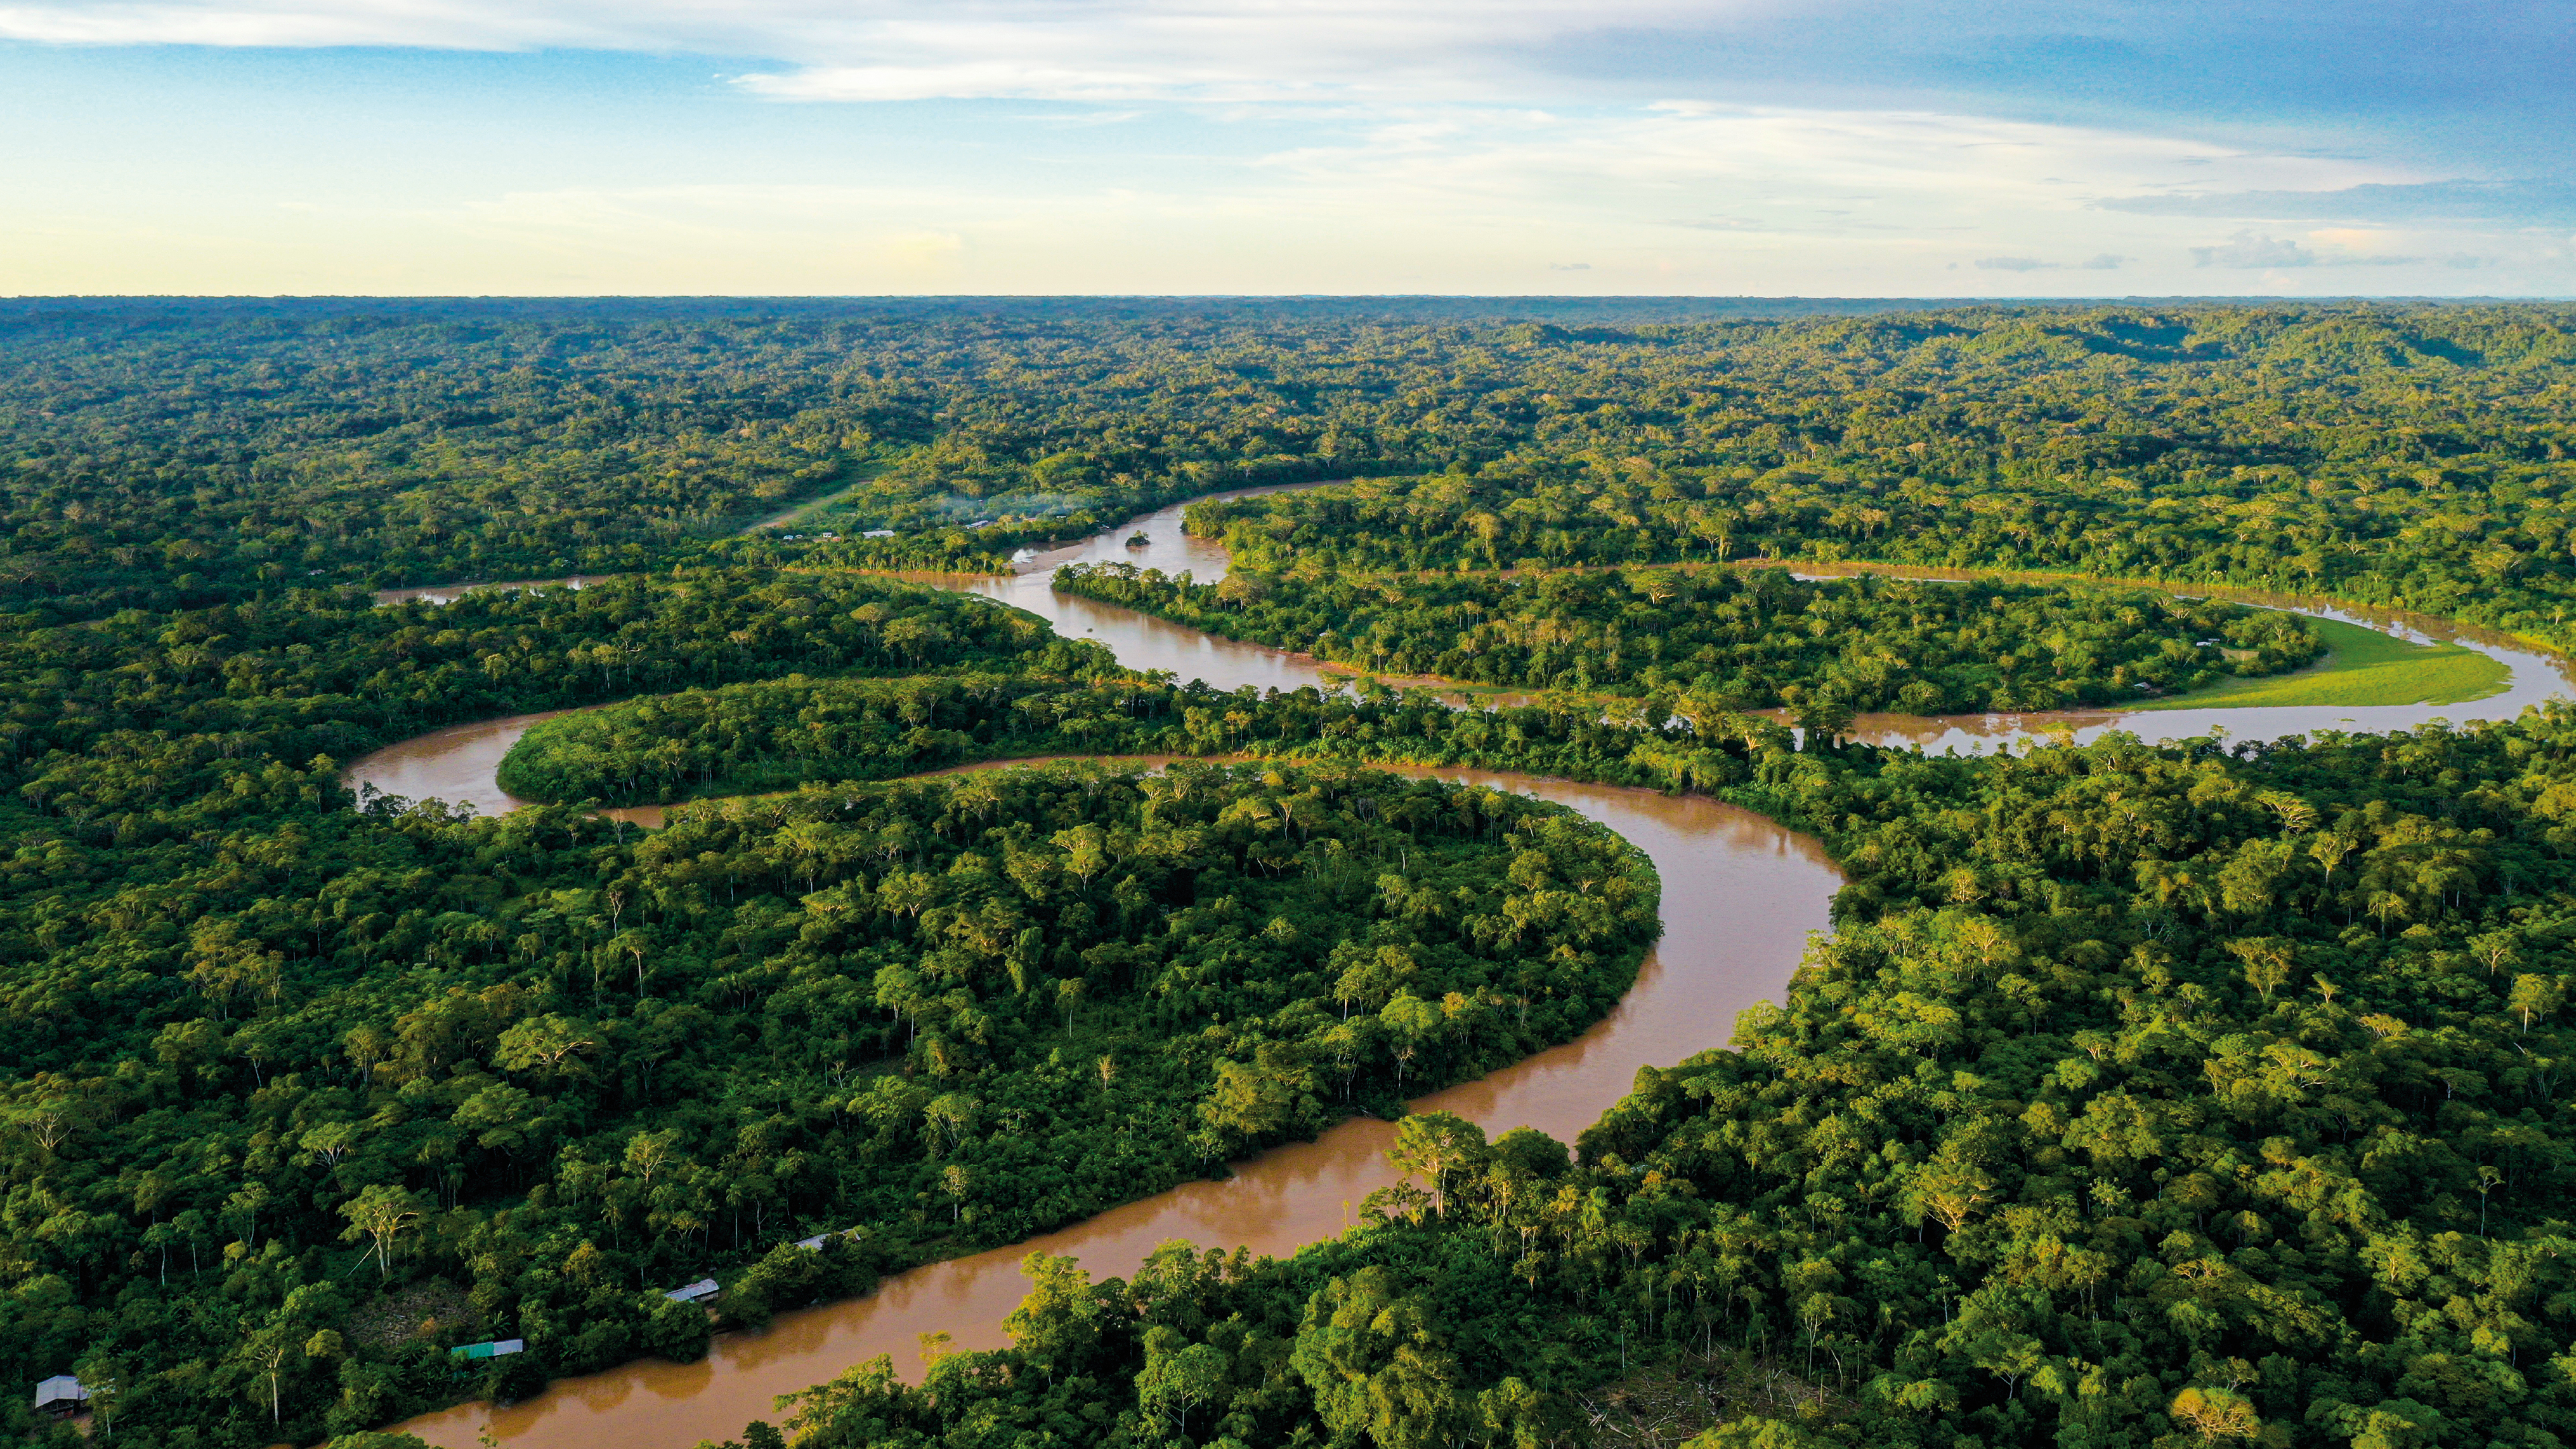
[
  {"left": 2131, "top": 614, "right": 2506, "bottom": 710},
  {"left": 348, "top": 482, "right": 2576, "bottom": 1449},
  {"left": 390, "top": 768, "right": 1838, "bottom": 1449}
]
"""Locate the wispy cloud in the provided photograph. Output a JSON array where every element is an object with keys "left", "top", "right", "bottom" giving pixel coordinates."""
[
  {"left": 0, "top": 0, "right": 1779, "bottom": 102},
  {"left": 4, "top": 0, "right": 2570, "bottom": 140},
  {"left": 2, "top": 0, "right": 2570, "bottom": 292},
  {"left": 2187, "top": 229, "right": 2428, "bottom": 268},
  {"left": 2104, "top": 180, "right": 2576, "bottom": 227},
  {"left": 1971, "top": 252, "right": 2126, "bottom": 272}
]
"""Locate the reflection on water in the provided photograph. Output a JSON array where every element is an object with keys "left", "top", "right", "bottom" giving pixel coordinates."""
[{"left": 396, "top": 773, "right": 1839, "bottom": 1449}]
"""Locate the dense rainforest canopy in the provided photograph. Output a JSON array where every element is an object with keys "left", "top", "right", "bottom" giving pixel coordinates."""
[
  {"left": 8, "top": 298, "right": 2576, "bottom": 636},
  {"left": 0, "top": 557, "right": 1660, "bottom": 1445},
  {"left": 769, "top": 702, "right": 2576, "bottom": 1449},
  {"left": 1054, "top": 561, "right": 2324, "bottom": 714},
  {"left": 3, "top": 298, "right": 2576, "bottom": 1449}
]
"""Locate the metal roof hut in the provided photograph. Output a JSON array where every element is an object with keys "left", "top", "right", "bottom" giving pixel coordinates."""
[{"left": 34, "top": 1375, "right": 88, "bottom": 1417}]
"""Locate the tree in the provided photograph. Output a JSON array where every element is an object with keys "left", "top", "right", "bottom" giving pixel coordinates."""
[
  {"left": 924, "top": 1093, "right": 979, "bottom": 1153},
  {"left": 1136, "top": 1326, "right": 1230, "bottom": 1439},
  {"left": 495, "top": 1014, "right": 600, "bottom": 1079},
  {"left": 2469, "top": 930, "right": 2521, "bottom": 977},
  {"left": 241, "top": 1286, "right": 343, "bottom": 1425},
  {"left": 1904, "top": 1149, "right": 1995, "bottom": 1234},
  {"left": 1199, "top": 1042, "right": 1317, "bottom": 1143},
  {"left": 1688, "top": 1417, "right": 1832, "bottom": 1449},
  {"left": 626, "top": 1128, "right": 683, "bottom": 1183},
  {"left": 72, "top": 1351, "right": 129, "bottom": 1440},
  {"left": 2169, "top": 1386, "right": 2263, "bottom": 1444},
  {"left": 1291, "top": 1268, "right": 1467, "bottom": 1449},
  {"left": 2226, "top": 937, "right": 2295, "bottom": 1004},
  {"left": 337, "top": 1186, "right": 425, "bottom": 1280},
  {"left": 1379, "top": 993, "right": 1442, "bottom": 1091},
  {"left": 2511, "top": 973, "right": 2565, "bottom": 1032},
  {"left": 454, "top": 1081, "right": 548, "bottom": 1158},
  {"left": 301, "top": 1120, "right": 362, "bottom": 1166},
  {"left": 1385, "top": 1112, "right": 1489, "bottom": 1218},
  {"left": 1052, "top": 824, "right": 1111, "bottom": 891},
  {"left": 1002, "top": 1252, "right": 1105, "bottom": 1383}
]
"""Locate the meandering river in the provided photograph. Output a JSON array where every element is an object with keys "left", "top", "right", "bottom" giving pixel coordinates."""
[{"left": 350, "top": 487, "right": 2574, "bottom": 1448}]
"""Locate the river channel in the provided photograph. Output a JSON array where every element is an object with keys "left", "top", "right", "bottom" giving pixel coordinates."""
[
  {"left": 353, "top": 486, "right": 2574, "bottom": 1447},
  {"left": 345, "top": 486, "right": 2576, "bottom": 819}
]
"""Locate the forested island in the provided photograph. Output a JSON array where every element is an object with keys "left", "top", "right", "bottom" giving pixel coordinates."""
[
  {"left": 1053, "top": 561, "right": 2325, "bottom": 714},
  {"left": 1, "top": 299, "right": 2575, "bottom": 1449}
]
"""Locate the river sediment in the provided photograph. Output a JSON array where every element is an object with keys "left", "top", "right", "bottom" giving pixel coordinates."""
[{"left": 352, "top": 486, "right": 2572, "bottom": 1447}]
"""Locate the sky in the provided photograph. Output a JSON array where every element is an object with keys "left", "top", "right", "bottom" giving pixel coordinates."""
[{"left": 1, "top": 0, "right": 2571, "bottom": 297}]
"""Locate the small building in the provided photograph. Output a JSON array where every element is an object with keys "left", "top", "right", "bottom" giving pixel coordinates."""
[
  {"left": 663, "top": 1279, "right": 719, "bottom": 1304},
  {"left": 34, "top": 1375, "right": 87, "bottom": 1417},
  {"left": 861, "top": 529, "right": 896, "bottom": 539},
  {"left": 449, "top": 1339, "right": 525, "bottom": 1362}
]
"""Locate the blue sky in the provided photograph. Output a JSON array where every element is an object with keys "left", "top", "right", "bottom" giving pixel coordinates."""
[{"left": 2, "top": 0, "right": 2570, "bottom": 295}]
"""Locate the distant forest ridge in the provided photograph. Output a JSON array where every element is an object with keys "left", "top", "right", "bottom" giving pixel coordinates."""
[
  {"left": 0, "top": 294, "right": 2552, "bottom": 326},
  {"left": 5, "top": 296, "right": 2576, "bottom": 632}
]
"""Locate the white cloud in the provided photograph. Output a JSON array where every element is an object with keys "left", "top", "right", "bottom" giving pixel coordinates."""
[
  {"left": 352, "top": 111, "right": 2548, "bottom": 292},
  {"left": 4, "top": 47, "right": 2567, "bottom": 294},
  {"left": 0, "top": 0, "right": 1794, "bottom": 101},
  {"left": 2191, "top": 230, "right": 2318, "bottom": 267},
  {"left": 2188, "top": 228, "right": 2422, "bottom": 268}
]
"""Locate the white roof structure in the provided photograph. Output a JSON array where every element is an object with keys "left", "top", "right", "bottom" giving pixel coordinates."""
[
  {"left": 34, "top": 1375, "right": 87, "bottom": 1409},
  {"left": 662, "top": 1278, "right": 718, "bottom": 1303}
]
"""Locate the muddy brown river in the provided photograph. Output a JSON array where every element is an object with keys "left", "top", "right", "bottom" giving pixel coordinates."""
[{"left": 341, "top": 485, "right": 2571, "bottom": 1447}]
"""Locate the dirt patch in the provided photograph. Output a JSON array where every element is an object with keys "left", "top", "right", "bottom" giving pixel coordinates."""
[
  {"left": 1578, "top": 1348, "right": 1852, "bottom": 1448},
  {"left": 345, "top": 1277, "right": 482, "bottom": 1352}
]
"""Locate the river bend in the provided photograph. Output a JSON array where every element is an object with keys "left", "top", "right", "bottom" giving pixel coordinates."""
[{"left": 351, "top": 486, "right": 2572, "bottom": 1447}]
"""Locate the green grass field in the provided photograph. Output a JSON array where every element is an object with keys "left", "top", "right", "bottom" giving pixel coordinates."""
[{"left": 2136, "top": 616, "right": 2511, "bottom": 710}]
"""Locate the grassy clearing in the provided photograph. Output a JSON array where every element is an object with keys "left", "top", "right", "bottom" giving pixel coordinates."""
[
  {"left": 743, "top": 459, "right": 881, "bottom": 531},
  {"left": 1321, "top": 614, "right": 2516, "bottom": 717},
  {"left": 2137, "top": 616, "right": 2510, "bottom": 710}
]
